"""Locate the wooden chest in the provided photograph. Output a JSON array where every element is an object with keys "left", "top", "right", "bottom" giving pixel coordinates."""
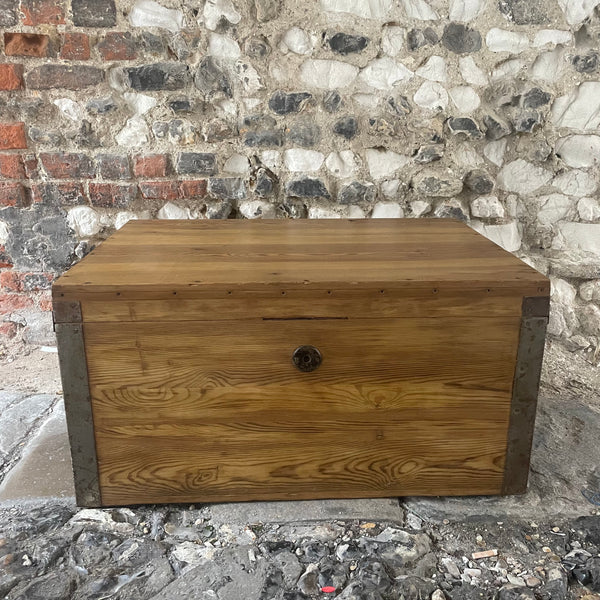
[{"left": 52, "top": 219, "right": 549, "bottom": 507}]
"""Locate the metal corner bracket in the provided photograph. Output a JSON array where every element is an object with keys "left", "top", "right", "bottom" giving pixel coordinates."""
[
  {"left": 502, "top": 297, "right": 548, "bottom": 495},
  {"left": 52, "top": 300, "right": 82, "bottom": 332},
  {"left": 55, "top": 321, "right": 102, "bottom": 507}
]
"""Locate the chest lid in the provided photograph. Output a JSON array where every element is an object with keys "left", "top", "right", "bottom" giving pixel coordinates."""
[{"left": 53, "top": 218, "right": 549, "bottom": 300}]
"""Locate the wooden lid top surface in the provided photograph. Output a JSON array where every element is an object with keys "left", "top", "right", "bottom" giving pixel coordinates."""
[{"left": 53, "top": 219, "right": 549, "bottom": 296}]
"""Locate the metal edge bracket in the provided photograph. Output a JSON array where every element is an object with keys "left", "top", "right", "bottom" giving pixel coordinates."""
[
  {"left": 522, "top": 295, "right": 550, "bottom": 318},
  {"left": 502, "top": 298, "right": 548, "bottom": 494},
  {"left": 53, "top": 301, "right": 82, "bottom": 331},
  {"left": 55, "top": 322, "right": 102, "bottom": 507}
]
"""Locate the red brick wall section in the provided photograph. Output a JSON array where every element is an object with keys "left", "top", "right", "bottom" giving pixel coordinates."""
[{"left": 0, "top": 0, "right": 219, "bottom": 339}]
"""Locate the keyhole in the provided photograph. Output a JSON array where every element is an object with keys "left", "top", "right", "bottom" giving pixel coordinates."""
[{"left": 292, "top": 345, "right": 322, "bottom": 372}]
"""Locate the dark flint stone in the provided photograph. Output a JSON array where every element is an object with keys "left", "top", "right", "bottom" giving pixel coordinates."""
[
  {"left": 244, "top": 114, "right": 277, "bottom": 129},
  {"left": 333, "top": 116, "right": 358, "bottom": 140},
  {"left": 71, "top": 0, "right": 116, "bottom": 27},
  {"left": 408, "top": 28, "right": 439, "bottom": 51},
  {"left": 572, "top": 557, "right": 600, "bottom": 590},
  {"left": 323, "top": 90, "right": 342, "bottom": 113},
  {"left": 268, "top": 91, "right": 312, "bottom": 115},
  {"left": 204, "top": 119, "right": 237, "bottom": 143},
  {"left": 442, "top": 23, "right": 482, "bottom": 54},
  {"left": 208, "top": 178, "right": 246, "bottom": 200},
  {"left": 0, "top": 205, "right": 76, "bottom": 272},
  {"left": 286, "top": 178, "right": 330, "bottom": 199},
  {"left": 244, "top": 131, "right": 284, "bottom": 147},
  {"left": 464, "top": 169, "right": 494, "bottom": 194},
  {"left": 168, "top": 34, "right": 191, "bottom": 61},
  {"left": 206, "top": 201, "right": 233, "bottom": 219},
  {"left": 278, "top": 199, "right": 307, "bottom": 218},
  {"left": 169, "top": 119, "right": 195, "bottom": 143},
  {"left": 176, "top": 153, "right": 217, "bottom": 175},
  {"left": 434, "top": 201, "right": 468, "bottom": 221},
  {"left": 498, "top": 0, "right": 548, "bottom": 24},
  {"left": 328, "top": 32, "right": 369, "bottom": 55},
  {"left": 521, "top": 87, "right": 551, "bottom": 108},
  {"left": 447, "top": 117, "right": 483, "bottom": 138},
  {"left": 338, "top": 181, "right": 376, "bottom": 204},
  {"left": 513, "top": 110, "right": 542, "bottom": 133},
  {"left": 194, "top": 57, "right": 232, "bottom": 97},
  {"left": 28, "top": 127, "right": 64, "bottom": 146},
  {"left": 286, "top": 120, "right": 320, "bottom": 147},
  {"left": 386, "top": 95, "right": 412, "bottom": 116},
  {"left": 254, "top": 168, "right": 277, "bottom": 197},
  {"left": 572, "top": 52, "right": 599, "bottom": 73},
  {"left": 140, "top": 32, "right": 166, "bottom": 56},
  {"left": 414, "top": 145, "right": 443, "bottom": 163},
  {"left": 169, "top": 98, "right": 192, "bottom": 112},
  {"left": 152, "top": 121, "right": 169, "bottom": 139},
  {"left": 86, "top": 97, "right": 117, "bottom": 114},
  {"left": 127, "top": 63, "right": 189, "bottom": 91},
  {"left": 483, "top": 113, "right": 513, "bottom": 140}
]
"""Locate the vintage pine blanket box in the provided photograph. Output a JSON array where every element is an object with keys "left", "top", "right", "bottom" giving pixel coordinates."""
[{"left": 52, "top": 219, "right": 549, "bottom": 507}]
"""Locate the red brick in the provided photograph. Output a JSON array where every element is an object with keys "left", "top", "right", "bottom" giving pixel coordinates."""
[
  {"left": 0, "top": 154, "right": 25, "bottom": 179},
  {"left": 23, "top": 155, "right": 38, "bottom": 179},
  {"left": 179, "top": 179, "right": 207, "bottom": 198},
  {"left": 60, "top": 32, "right": 90, "bottom": 60},
  {"left": 0, "top": 321, "right": 18, "bottom": 337},
  {"left": 0, "top": 182, "right": 26, "bottom": 207},
  {"left": 0, "top": 123, "right": 27, "bottom": 150},
  {"left": 139, "top": 180, "right": 180, "bottom": 200},
  {"left": 31, "top": 182, "right": 86, "bottom": 205},
  {"left": 134, "top": 154, "right": 170, "bottom": 178},
  {"left": 39, "top": 152, "right": 93, "bottom": 179},
  {"left": 0, "top": 293, "right": 33, "bottom": 313},
  {"left": 4, "top": 32, "right": 50, "bottom": 57},
  {"left": 95, "top": 154, "right": 131, "bottom": 180},
  {"left": 0, "top": 64, "right": 24, "bottom": 91},
  {"left": 38, "top": 295, "right": 53, "bottom": 312},
  {"left": 0, "top": 271, "right": 22, "bottom": 292},
  {"left": 21, "top": 0, "right": 65, "bottom": 25},
  {"left": 89, "top": 182, "right": 137, "bottom": 208},
  {"left": 25, "top": 65, "right": 103, "bottom": 90},
  {"left": 97, "top": 32, "right": 137, "bottom": 61}
]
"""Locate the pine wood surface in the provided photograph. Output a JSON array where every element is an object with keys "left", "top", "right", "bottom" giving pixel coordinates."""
[
  {"left": 53, "top": 218, "right": 550, "bottom": 505},
  {"left": 79, "top": 288, "right": 525, "bottom": 321},
  {"left": 84, "top": 317, "right": 521, "bottom": 504},
  {"left": 53, "top": 219, "right": 550, "bottom": 298}
]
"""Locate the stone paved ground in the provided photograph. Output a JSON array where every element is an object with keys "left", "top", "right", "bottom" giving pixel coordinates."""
[{"left": 0, "top": 341, "right": 599, "bottom": 599}]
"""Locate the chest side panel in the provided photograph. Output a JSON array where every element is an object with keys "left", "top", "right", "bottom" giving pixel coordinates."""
[{"left": 84, "top": 317, "right": 521, "bottom": 505}]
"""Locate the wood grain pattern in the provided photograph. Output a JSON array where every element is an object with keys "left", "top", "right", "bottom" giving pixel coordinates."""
[
  {"left": 84, "top": 317, "right": 521, "bottom": 504},
  {"left": 80, "top": 288, "right": 525, "bottom": 321},
  {"left": 53, "top": 219, "right": 550, "bottom": 505},
  {"left": 53, "top": 219, "right": 550, "bottom": 299}
]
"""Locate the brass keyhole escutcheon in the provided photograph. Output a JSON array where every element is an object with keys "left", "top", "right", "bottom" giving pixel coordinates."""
[{"left": 292, "top": 345, "right": 322, "bottom": 372}]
